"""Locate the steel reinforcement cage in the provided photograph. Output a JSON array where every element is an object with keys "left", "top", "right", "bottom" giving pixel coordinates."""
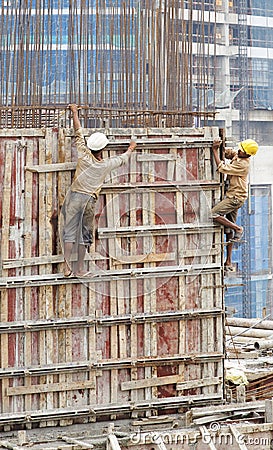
[{"left": 0, "top": 106, "right": 216, "bottom": 129}]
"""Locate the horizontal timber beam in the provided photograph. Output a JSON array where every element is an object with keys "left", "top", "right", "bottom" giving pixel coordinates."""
[
  {"left": 0, "top": 308, "right": 223, "bottom": 333},
  {"left": 6, "top": 380, "right": 95, "bottom": 396},
  {"left": 177, "top": 376, "right": 222, "bottom": 391},
  {"left": 0, "top": 263, "right": 221, "bottom": 288},
  {"left": 0, "top": 393, "right": 223, "bottom": 426},
  {"left": 98, "top": 223, "right": 216, "bottom": 238},
  {"left": 2, "top": 251, "right": 105, "bottom": 269},
  {"left": 2, "top": 246, "right": 220, "bottom": 269},
  {"left": 0, "top": 353, "right": 223, "bottom": 378},
  {"left": 121, "top": 374, "right": 184, "bottom": 391}
]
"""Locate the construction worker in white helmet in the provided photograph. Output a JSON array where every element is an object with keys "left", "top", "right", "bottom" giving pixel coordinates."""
[
  {"left": 211, "top": 138, "right": 258, "bottom": 273},
  {"left": 61, "top": 104, "right": 136, "bottom": 277}
]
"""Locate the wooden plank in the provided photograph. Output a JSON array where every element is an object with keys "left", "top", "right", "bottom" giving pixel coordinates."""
[
  {"left": 0, "top": 264, "right": 221, "bottom": 290},
  {"left": 199, "top": 426, "right": 217, "bottom": 450},
  {"left": 7, "top": 380, "right": 95, "bottom": 396},
  {"left": 0, "top": 392, "right": 223, "bottom": 426},
  {"left": 108, "top": 433, "right": 122, "bottom": 450},
  {"left": 121, "top": 374, "right": 184, "bottom": 391},
  {"left": 0, "top": 142, "right": 13, "bottom": 417},
  {"left": 0, "top": 439, "right": 26, "bottom": 450},
  {"left": 0, "top": 127, "right": 209, "bottom": 140},
  {"left": 104, "top": 149, "right": 120, "bottom": 414},
  {"left": 0, "top": 129, "right": 45, "bottom": 137},
  {"left": 22, "top": 177, "right": 220, "bottom": 190},
  {"left": 24, "top": 147, "right": 220, "bottom": 174},
  {"left": 98, "top": 222, "right": 215, "bottom": 236},
  {"left": 38, "top": 130, "right": 55, "bottom": 427},
  {"left": 191, "top": 400, "right": 265, "bottom": 418},
  {"left": 58, "top": 130, "right": 74, "bottom": 426},
  {"left": 3, "top": 252, "right": 106, "bottom": 269},
  {"left": 0, "top": 308, "right": 223, "bottom": 333},
  {"left": 176, "top": 146, "right": 186, "bottom": 400},
  {"left": 3, "top": 247, "right": 219, "bottom": 270},
  {"left": 62, "top": 436, "right": 94, "bottom": 449},
  {"left": 0, "top": 143, "right": 13, "bottom": 274},
  {"left": 23, "top": 139, "right": 35, "bottom": 426},
  {"left": 229, "top": 424, "right": 249, "bottom": 450},
  {"left": 0, "top": 392, "right": 222, "bottom": 426},
  {"left": 44, "top": 129, "right": 56, "bottom": 426},
  {"left": 112, "top": 252, "right": 175, "bottom": 265},
  {"left": 177, "top": 377, "right": 222, "bottom": 391},
  {"left": 112, "top": 193, "right": 127, "bottom": 373},
  {"left": 137, "top": 153, "right": 177, "bottom": 161},
  {"left": 128, "top": 150, "right": 140, "bottom": 417},
  {"left": 183, "top": 247, "right": 220, "bottom": 257},
  {"left": 167, "top": 147, "right": 177, "bottom": 180},
  {"left": 201, "top": 273, "right": 214, "bottom": 396},
  {"left": 38, "top": 135, "right": 47, "bottom": 427},
  {"left": 144, "top": 149, "right": 158, "bottom": 414},
  {"left": 25, "top": 161, "right": 76, "bottom": 173}
]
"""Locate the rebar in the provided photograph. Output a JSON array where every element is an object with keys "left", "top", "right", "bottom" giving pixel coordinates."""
[{"left": 0, "top": 1, "right": 217, "bottom": 128}]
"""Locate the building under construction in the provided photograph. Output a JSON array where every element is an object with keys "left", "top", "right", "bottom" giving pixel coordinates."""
[
  {"left": 1, "top": 0, "right": 272, "bottom": 319},
  {"left": 0, "top": 1, "right": 273, "bottom": 449}
]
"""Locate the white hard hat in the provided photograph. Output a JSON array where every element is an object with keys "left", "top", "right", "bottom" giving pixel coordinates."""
[{"left": 86, "top": 132, "right": 109, "bottom": 151}]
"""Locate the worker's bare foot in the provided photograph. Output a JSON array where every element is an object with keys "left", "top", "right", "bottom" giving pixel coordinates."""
[
  {"left": 63, "top": 262, "right": 73, "bottom": 277},
  {"left": 229, "top": 227, "right": 244, "bottom": 242},
  {"left": 224, "top": 264, "right": 236, "bottom": 273}
]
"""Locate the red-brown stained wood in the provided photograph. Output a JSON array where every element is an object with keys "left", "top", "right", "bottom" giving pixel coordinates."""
[{"left": 0, "top": 126, "right": 224, "bottom": 426}]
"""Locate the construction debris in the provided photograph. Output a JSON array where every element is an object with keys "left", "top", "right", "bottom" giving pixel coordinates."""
[{"left": 226, "top": 316, "right": 273, "bottom": 356}]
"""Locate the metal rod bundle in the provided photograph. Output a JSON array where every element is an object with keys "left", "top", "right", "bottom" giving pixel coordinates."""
[{"left": 0, "top": 1, "right": 217, "bottom": 127}]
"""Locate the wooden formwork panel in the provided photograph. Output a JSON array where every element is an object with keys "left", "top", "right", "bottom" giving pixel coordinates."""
[{"left": 0, "top": 126, "right": 224, "bottom": 427}]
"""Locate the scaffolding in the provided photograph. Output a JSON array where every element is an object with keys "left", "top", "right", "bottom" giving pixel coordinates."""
[{"left": 237, "top": 0, "right": 251, "bottom": 318}]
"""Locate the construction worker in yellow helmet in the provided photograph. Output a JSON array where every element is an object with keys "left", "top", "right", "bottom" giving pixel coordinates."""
[
  {"left": 211, "top": 138, "right": 258, "bottom": 273},
  {"left": 238, "top": 139, "right": 259, "bottom": 156}
]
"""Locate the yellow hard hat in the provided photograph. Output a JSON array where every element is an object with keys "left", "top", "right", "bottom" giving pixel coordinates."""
[{"left": 238, "top": 139, "right": 258, "bottom": 156}]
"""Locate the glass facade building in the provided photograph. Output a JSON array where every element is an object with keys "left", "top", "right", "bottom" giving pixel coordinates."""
[{"left": 225, "top": 185, "right": 272, "bottom": 318}]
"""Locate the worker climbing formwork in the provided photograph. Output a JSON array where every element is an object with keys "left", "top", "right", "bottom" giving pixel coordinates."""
[
  {"left": 61, "top": 104, "right": 136, "bottom": 277},
  {"left": 211, "top": 138, "right": 259, "bottom": 274}
]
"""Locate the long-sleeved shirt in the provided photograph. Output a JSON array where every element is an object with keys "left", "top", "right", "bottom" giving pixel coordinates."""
[
  {"left": 71, "top": 128, "right": 130, "bottom": 198},
  {"left": 217, "top": 153, "right": 250, "bottom": 202}
]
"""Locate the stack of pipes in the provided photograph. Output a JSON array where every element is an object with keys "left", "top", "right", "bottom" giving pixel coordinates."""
[{"left": 226, "top": 317, "right": 273, "bottom": 351}]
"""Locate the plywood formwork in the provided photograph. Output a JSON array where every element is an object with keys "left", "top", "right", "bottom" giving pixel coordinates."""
[{"left": 0, "top": 126, "right": 224, "bottom": 429}]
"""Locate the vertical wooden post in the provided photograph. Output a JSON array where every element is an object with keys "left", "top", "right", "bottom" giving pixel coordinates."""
[
  {"left": 24, "top": 140, "right": 34, "bottom": 427},
  {"left": 38, "top": 130, "right": 56, "bottom": 427},
  {"left": 265, "top": 398, "right": 273, "bottom": 423},
  {"left": 176, "top": 147, "right": 186, "bottom": 398},
  {"left": 142, "top": 146, "right": 157, "bottom": 415},
  {"left": 0, "top": 143, "right": 13, "bottom": 425},
  {"left": 57, "top": 129, "right": 74, "bottom": 425}
]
